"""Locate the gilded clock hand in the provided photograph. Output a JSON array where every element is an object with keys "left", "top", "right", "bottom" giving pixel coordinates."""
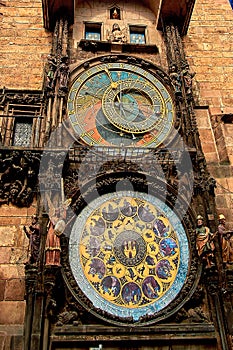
[
  {"left": 107, "top": 81, "right": 128, "bottom": 119},
  {"left": 104, "top": 67, "right": 118, "bottom": 89}
]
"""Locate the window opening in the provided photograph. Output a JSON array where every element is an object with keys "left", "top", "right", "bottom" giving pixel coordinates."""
[
  {"left": 85, "top": 22, "right": 102, "bottom": 41},
  {"left": 129, "top": 26, "right": 146, "bottom": 44},
  {"left": 13, "top": 117, "right": 33, "bottom": 147}
]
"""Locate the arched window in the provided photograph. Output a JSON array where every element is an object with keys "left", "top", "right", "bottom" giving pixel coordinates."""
[{"left": 229, "top": 0, "right": 233, "bottom": 8}]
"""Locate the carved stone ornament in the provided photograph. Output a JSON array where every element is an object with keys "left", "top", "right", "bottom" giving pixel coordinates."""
[
  {"left": 0, "top": 150, "right": 41, "bottom": 207},
  {"left": 172, "top": 286, "right": 211, "bottom": 324},
  {"left": 107, "top": 23, "right": 127, "bottom": 43},
  {"left": 0, "top": 91, "right": 43, "bottom": 106}
]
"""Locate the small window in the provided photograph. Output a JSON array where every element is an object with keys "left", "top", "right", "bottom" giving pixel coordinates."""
[
  {"left": 13, "top": 117, "right": 33, "bottom": 147},
  {"left": 229, "top": 0, "right": 233, "bottom": 8},
  {"left": 129, "top": 26, "right": 146, "bottom": 44},
  {"left": 85, "top": 22, "right": 102, "bottom": 41}
]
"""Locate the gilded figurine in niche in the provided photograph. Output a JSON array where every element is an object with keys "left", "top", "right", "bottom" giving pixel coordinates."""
[
  {"left": 110, "top": 7, "right": 120, "bottom": 20},
  {"left": 196, "top": 215, "right": 215, "bottom": 268},
  {"left": 24, "top": 214, "right": 41, "bottom": 264},
  {"left": 218, "top": 214, "right": 233, "bottom": 267}
]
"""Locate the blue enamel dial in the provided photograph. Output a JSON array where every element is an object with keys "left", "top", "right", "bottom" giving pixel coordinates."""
[{"left": 68, "top": 62, "right": 175, "bottom": 147}]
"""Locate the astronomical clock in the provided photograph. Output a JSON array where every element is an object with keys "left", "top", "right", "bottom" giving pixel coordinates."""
[
  {"left": 62, "top": 55, "right": 199, "bottom": 327},
  {"left": 16, "top": 0, "right": 228, "bottom": 346},
  {"left": 67, "top": 59, "right": 174, "bottom": 148}
]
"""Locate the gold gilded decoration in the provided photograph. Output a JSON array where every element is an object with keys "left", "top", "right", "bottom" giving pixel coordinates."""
[
  {"left": 78, "top": 196, "right": 179, "bottom": 308},
  {"left": 68, "top": 61, "right": 174, "bottom": 147}
]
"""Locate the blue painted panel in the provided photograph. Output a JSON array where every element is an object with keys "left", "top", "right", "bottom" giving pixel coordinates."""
[
  {"left": 130, "top": 32, "right": 145, "bottom": 44},
  {"left": 85, "top": 30, "right": 101, "bottom": 40}
]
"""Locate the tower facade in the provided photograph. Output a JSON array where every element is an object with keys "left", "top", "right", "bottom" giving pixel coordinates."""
[{"left": 0, "top": 0, "right": 233, "bottom": 349}]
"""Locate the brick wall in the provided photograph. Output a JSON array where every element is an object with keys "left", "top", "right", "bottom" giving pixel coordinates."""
[
  {"left": 0, "top": 203, "right": 36, "bottom": 347},
  {"left": 186, "top": 0, "right": 233, "bottom": 114},
  {"left": 0, "top": 2, "right": 51, "bottom": 345},
  {"left": 0, "top": 0, "right": 52, "bottom": 90},
  {"left": 185, "top": 0, "right": 233, "bottom": 226}
]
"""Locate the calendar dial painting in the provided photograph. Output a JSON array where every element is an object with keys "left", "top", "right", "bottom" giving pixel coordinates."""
[
  {"left": 69, "top": 191, "right": 190, "bottom": 323},
  {"left": 68, "top": 61, "right": 174, "bottom": 147}
]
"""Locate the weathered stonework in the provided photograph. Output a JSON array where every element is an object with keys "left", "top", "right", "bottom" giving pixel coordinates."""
[
  {"left": 0, "top": 203, "right": 36, "bottom": 333},
  {"left": 185, "top": 0, "right": 233, "bottom": 228},
  {"left": 0, "top": 0, "right": 52, "bottom": 90}
]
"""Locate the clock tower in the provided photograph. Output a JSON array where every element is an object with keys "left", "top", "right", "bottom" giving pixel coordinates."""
[{"left": 1, "top": 0, "right": 233, "bottom": 349}]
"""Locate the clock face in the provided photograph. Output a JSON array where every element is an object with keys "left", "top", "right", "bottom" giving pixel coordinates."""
[
  {"left": 68, "top": 61, "right": 174, "bottom": 147},
  {"left": 69, "top": 191, "right": 190, "bottom": 324}
]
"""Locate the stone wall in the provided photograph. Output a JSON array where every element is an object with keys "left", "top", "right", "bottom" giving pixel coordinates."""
[
  {"left": 0, "top": 0, "right": 52, "bottom": 90},
  {"left": 71, "top": 0, "right": 167, "bottom": 69},
  {"left": 0, "top": 203, "right": 36, "bottom": 347},
  {"left": 73, "top": 0, "right": 162, "bottom": 47},
  {"left": 185, "top": 0, "right": 233, "bottom": 227},
  {"left": 0, "top": 1, "right": 49, "bottom": 346},
  {"left": 186, "top": 0, "right": 233, "bottom": 114}
]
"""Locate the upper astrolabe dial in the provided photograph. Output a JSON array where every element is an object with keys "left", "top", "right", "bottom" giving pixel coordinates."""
[{"left": 68, "top": 61, "right": 175, "bottom": 147}]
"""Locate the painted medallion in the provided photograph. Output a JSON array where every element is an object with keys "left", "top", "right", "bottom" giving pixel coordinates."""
[
  {"left": 68, "top": 61, "right": 174, "bottom": 147},
  {"left": 69, "top": 191, "right": 189, "bottom": 321}
]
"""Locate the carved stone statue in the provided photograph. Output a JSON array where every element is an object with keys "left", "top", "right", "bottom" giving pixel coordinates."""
[
  {"left": 45, "top": 195, "right": 71, "bottom": 266},
  {"left": 196, "top": 215, "right": 215, "bottom": 268},
  {"left": 24, "top": 215, "right": 40, "bottom": 264},
  {"left": 46, "top": 54, "right": 57, "bottom": 90},
  {"left": 181, "top": 64, "right": 195, "bottom": 95},
  {"left": 107, "top": 23, "right": 127, "bottom": 43},
  {"left": 169, "top": 64, "right": 182, "bottom": 95},
  {"left": 54, "top": 55, "right": 70, "bottom": 92},
  {"left": 56, "top": 310, "right": 79, "bottom": 326},
  {"left": 218, "top": 214, "right": 233, "bottom": 267},
  {"left": 0, "top": 151, "right": 40, "bottom": 207}
]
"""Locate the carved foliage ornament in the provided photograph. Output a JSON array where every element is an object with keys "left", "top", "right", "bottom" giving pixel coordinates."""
[{"left": 0, "top": 151, "right": 41, "bottom": 207}]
